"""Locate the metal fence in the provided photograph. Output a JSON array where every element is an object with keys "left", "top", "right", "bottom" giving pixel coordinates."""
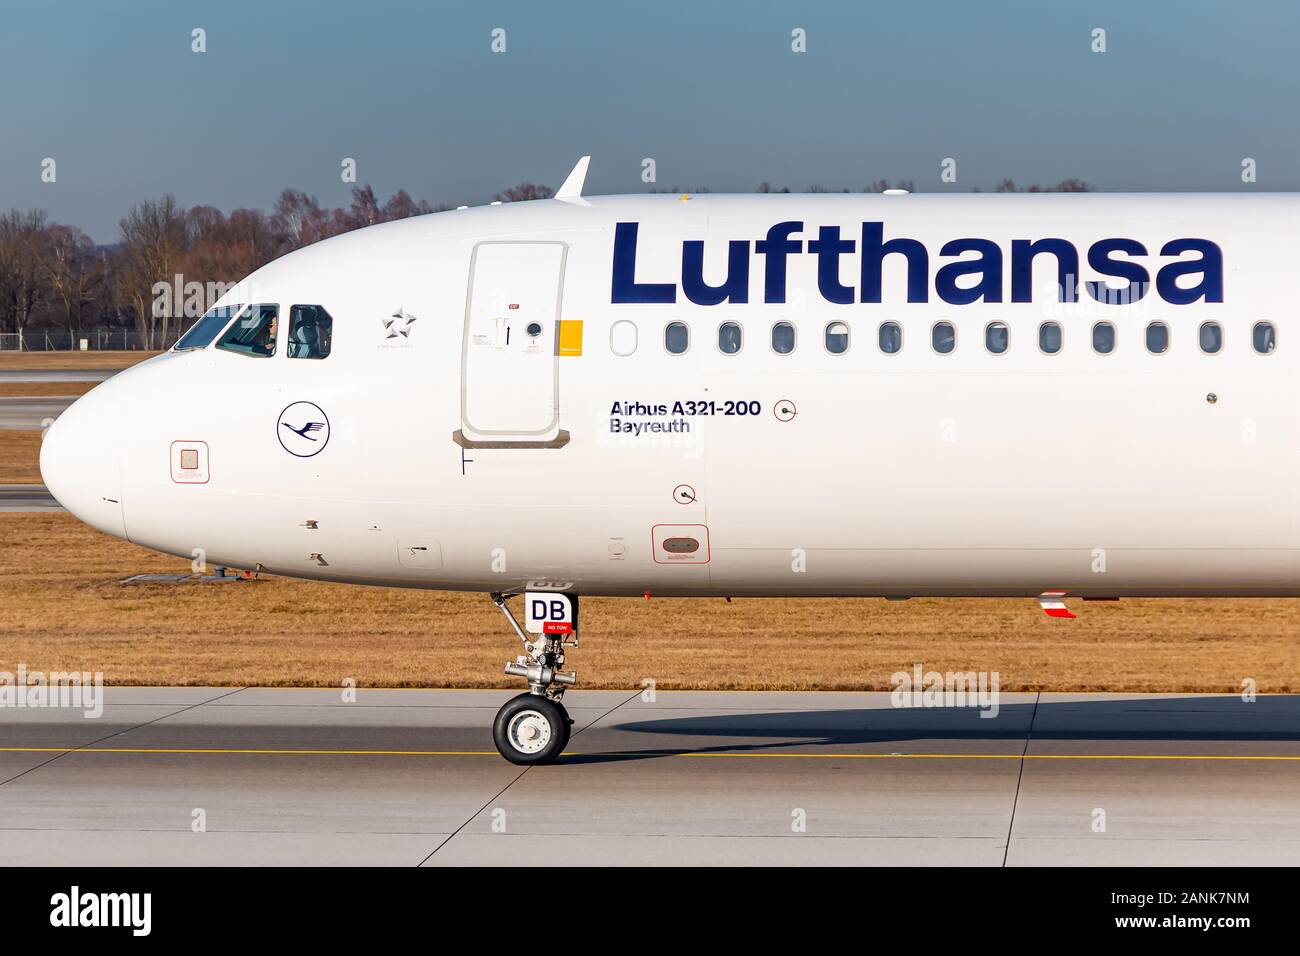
[{"left": 0, "top": 324, "right": 199, "bottom": 352}]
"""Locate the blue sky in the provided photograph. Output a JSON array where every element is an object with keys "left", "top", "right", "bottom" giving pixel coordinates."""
[{"left": 2, "top": 0, "right": 1296, "bottom": 241}]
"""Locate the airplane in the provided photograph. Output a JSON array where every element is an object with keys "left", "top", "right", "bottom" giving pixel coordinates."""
[{"left": 39, "top": 156, "right": 1294, "bottom": 764}]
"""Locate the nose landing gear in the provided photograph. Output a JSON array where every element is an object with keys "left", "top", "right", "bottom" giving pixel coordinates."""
[
  {"left": 493, "top": 693, "right": 570, "bottom": 764},
  {"left": 489, "top": 592, "right": 576, "bottom": 765}
]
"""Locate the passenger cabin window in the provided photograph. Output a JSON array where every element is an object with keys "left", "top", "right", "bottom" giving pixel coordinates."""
[
  {"left": 1039, "top": 322, "right": 1062, "bottom": 354},
  {"left": 1145, "top": 322, "right": 1169, "bottom": 354},
  {"left": 878, "top": 321, "right": 902, "bottom": 354},
  {"left": 824, "top": 321, "right": 849, "bottom": 354},
  {"left": 1253, "top": 322, "right": 1276, "bottom": 354},
  {"left": 718, "top": 321, "right": 742, "bottom": 355},
  {"left": 1092, "top": 321, "right": 1115, "bottom": 355},
  {"left": 175, "top": 304, "right": 241, "bottom": 350},
  {"left": 985, "top": 322, "right": 1008, "bottom": 355},
  {"left": 610, "top": 320, "right": 638, "bottom": 356},
  {"left": 1199, "top": 321, "right": 1223, "bottom": 354},
  {"left": 771, "top": 321, "right": 795, "bottom": 354},
  {"left": 931, "top": 321, "right": 955, "bottom": 354},
  {"left": 664, "top": 321, "right": 689, "bottom": 355},
  {"left": 216, "top": 304, "right": 278, "bottom": 357},
  {"left": 288, "top": 305, "right": 333, "bottom": 359}
]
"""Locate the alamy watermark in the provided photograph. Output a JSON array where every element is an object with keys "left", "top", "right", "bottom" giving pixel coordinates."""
[
  {"left": 891, "top": 663, "right": 1000, "bottom": 718},
  {"left": 0, "top": 664, "right": 104, "bottom": 718}
]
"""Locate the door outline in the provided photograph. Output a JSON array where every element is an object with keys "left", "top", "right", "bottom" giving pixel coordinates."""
[{"left": 456, "top": 240, "right": 570, "bottom": 446}]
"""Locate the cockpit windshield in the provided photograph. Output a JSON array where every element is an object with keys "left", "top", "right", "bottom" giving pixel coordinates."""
[
  {"left": 216, "top": 304, "right": 279, "bottom": 357},
  {"left": 174, "top": 305, "right": 242, "bottom": 350}
]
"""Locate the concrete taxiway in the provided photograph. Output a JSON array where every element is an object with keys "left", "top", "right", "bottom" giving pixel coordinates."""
[
  {"left": 0, "top": 484, "right": 59, "bottom": 512},
  {"left": 0, "top": 392, "right": 64, "bottom": 510},
  {"left": 0, "top": 369, "right": 116, "bottom": 383},
  {"left": 0, "top": 395, "right": 76, "bottom": 429},
  {"left": 0, "top": 688, "right": 1295, "bottom": 866}
]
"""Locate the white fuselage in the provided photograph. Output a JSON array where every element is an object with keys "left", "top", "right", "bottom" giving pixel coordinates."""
[{"left": 40, "top": 193, "right": 1300, "bottom": 597}]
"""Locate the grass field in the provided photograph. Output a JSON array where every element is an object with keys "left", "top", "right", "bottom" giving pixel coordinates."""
[
  {"left": 0, "top": 351, "right": 160, "bottom": 370},
  {"left": 1, "top": 351, "right": 1295, "bottom": 692},
  {"left": 0, "top": 431, "right": 42, "bottom": 484},
  {"left": 0, "top": 382, "right": 96, "bottom": 398},
  {"left": 1, "top": 513, "right": 1297, "bottom": 692},
  {"left": 0, "top": 351, "right": 126, "bottom": 482}
]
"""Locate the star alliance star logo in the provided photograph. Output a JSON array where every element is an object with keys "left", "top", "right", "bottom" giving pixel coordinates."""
[{"left": 383, "top": 308, "right": 418, "bottom": 339}]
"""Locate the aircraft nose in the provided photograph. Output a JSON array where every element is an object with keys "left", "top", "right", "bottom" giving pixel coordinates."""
[{"left": 40, "top": 378, "right": 127, "bottom": 539}]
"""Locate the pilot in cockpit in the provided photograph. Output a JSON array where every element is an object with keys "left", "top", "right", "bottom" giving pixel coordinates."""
[{"left": 251, "top": 314, "right": 277, "bottom": 356}]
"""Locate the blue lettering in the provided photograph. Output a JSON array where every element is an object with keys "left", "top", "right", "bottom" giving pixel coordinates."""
[
  {"left": 1011, "top": 238, "right": 1078, "bottom": 303},
  {"left": 861, "top": 221, "right": 928, "bottom": 303},
  {"left": 754, "top": 221, "right": 803, "bottom": 304},
  {"left": 808, "top": 226, "right": 856, "bottom": 305},
  {"left": 1157, "top": 238, "right": 1223, "bottom": 304},
  {"left": 608, "top": 221, "right": 1224, "bottom": 307},
  {"left": 611, "top": 222, "right": 676, "bottom": 304},
  {"left": 1087, "top": 238, "right": 1149, "bottom": 304},
  {"left": 935, "top": 238, "right": 1002, "bottom": 304},
  {"left": 682, "top": 238, "right": 750, "bottom": 305}
]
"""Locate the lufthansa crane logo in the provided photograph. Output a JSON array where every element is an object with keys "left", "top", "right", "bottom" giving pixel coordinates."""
[{"left": 277, "top": 401, "right": 331, "bottom": 457}]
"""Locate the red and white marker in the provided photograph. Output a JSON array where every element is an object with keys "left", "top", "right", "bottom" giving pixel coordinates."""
[{"left": 1037, "top": 590, "right": 1076, "bottom": 619}]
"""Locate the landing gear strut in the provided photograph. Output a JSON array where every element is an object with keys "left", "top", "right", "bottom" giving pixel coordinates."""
[{"left": 490, "top": 592, "right": 576, "bottom": 765}]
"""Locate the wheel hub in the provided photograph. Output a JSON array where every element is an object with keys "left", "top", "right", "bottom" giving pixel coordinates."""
[{"left": 506, "top": 710, "right": 552, "bottom": 754}]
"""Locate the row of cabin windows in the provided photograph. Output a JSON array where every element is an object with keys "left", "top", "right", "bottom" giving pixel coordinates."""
[
  {"left": 174, "top": 303, "right": 334, "bottom": 359},
  {"left": 647, "top": 319, "right": 1278, "bottom": 357}
]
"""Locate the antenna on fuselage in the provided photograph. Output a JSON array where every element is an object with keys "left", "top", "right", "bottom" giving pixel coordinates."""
[{"left": 555, "top": 155, "right": 591, "bottom": 200}]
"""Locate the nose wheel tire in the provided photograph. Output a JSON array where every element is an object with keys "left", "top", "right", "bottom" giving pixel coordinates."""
[{"left": 493, "top": 693, "right": 571, "bottom": 765}]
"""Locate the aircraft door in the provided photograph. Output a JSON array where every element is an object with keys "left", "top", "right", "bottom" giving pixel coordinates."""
[{"left": 457, "top": 241, "right": 571, "bottom": 448}]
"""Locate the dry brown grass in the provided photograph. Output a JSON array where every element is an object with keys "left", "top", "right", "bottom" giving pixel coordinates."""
[
  {"left": 0, "top": 382, "right": 95, "bottom": 398},
  {"left": 0, "top": 351, "right": 159, "bottom": 370},
  {"left": 0, "top": 513, "right": 1296, "bottom": 692},
  {"left": 0, "top": 431, "right": 42, "bottom": 484}
]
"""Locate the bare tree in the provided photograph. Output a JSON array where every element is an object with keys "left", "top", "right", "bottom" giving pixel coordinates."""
[
  {"left": 996, "top": 178, "right": 1093, "bottom": 193},
  {"left": 118, "top": 195, "right": 187, "bottom": 348},
  {"left": 39, "top": 223, "right": 99, "bottom": 342},
  {"left": 495, "top": 182, "right": 554, "bottom": 202},
  {"left": 0, "top": 209, "right": 51, "bottom": 341},
  {"left": 272, "top": 189, "right": 330, "bottom": 251},
  {"left": 864, "top": 180, "right": 915, "bottom": 193}
]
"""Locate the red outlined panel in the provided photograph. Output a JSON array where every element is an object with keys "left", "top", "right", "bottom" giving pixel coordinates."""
[
  {"left": 170, "top": 440, "right": 210, "bottom": 484},
  {"left": 651, "top": 524, "right": 711, "bottom": 564}
]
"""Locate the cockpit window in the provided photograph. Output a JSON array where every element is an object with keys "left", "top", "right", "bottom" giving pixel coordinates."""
[
  {"left": 288, "top": 305, "right": 333, "bottom": 359},
  {"left": 175, "top": 305, "right": 241, "bottom": 351},
  {"left": 216, "top": 304, "right": 278, "bottom": 357}
]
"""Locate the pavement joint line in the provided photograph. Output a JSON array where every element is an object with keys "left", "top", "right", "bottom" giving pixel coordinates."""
[
  {"left": 0, "top": 686, "right": 249, "bottom": 788},
  {"left": 1, "top": 746, "right": 1297, "bottom": 761},
  {"left": 417, "top": 689, "right": 644, "bottom": 866},
  {"left": 1002, "top": 690, "right": 1041, "bottom": 868},
  {"left": 417, "top": 767, "right": 529, "bottom": 866}
]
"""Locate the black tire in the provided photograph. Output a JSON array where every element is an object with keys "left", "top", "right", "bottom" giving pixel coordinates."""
[
  {"left": 493, "top": 693, "right": 568, "bottom": 765},
  {"left": 555, "top": 702, "right": 573, "bottom": 754}
]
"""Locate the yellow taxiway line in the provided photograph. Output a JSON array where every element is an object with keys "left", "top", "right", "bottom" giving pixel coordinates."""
[{"left": 0, "top": 746, "right": 1297, "bottom": 762}]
